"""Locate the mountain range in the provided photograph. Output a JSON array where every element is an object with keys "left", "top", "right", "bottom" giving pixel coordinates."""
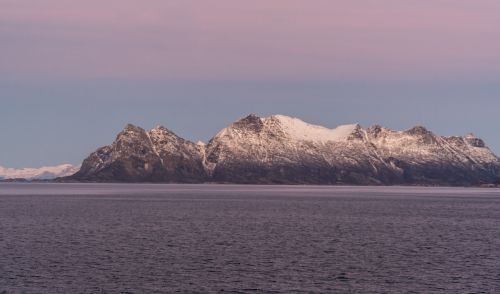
[
  {"left": 65, "top": 114, "right": 500, "bottom": 186},
  {"left": 0, "top": 164, "right": 80, "bottom": 180}
]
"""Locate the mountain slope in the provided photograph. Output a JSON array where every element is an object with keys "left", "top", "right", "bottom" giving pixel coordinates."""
[
  {"left": 71, "top": 124, "right": 206, "bottom": 182},
  {"left": 67, "top": 114, "right": 500, "bottom": 185},
  {"left": 205, "top": 114, "right": 393, "bottom": 184}
]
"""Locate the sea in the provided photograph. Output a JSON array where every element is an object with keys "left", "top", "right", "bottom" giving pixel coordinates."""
[{"left": 1, "top": 183, "right": 500, "bottom": 293}]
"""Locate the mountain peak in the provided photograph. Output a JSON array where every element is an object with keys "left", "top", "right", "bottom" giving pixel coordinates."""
[
  {"left": 231, "top": 113, "right": 265, "bottom": 131},
  {"left": 406, "top": 125, "right": 433, "bottom": 136},
  {"left": 366, "top": 124, "right": 387, "bottom": 137},
  {"left": 123, "top": 123, "right": 144, "bottom": 132},
  {"left": 464, "top": 134, "right": 486, "bottom": 148},
  {"left": 153, "top": 125, "right": 167, "bottom": 130},
  {"left": 241, "top": 113, "right": 262, "bottom": 122},
  {"left": 150, "top": 125, "right": 176, "bottom": 135},
  {"left": 246, "top": 113, "right": 260, "bottom": 118},
  {"left": 115, "top": 124, "right": 148, "bottom": 142}
]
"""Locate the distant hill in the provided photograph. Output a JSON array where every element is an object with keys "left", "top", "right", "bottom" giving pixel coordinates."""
[{"left": 0, "top": 164, "right": 80, "bottom": 180}]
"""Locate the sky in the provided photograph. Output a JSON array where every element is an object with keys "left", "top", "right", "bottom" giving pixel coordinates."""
[{"left": 1, "top": 0, "right": 500, "bottom": 167}]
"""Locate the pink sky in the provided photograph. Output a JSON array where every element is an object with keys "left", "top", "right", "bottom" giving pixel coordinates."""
[{"left": 1, "top": 0, "right": 500, "bottom": 80}]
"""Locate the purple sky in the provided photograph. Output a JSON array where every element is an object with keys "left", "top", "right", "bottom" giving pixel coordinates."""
[
  {"left": 2, "top": 0, "right": 500, "bottom": 80},
  {"left": 1, "top": 1, "right": 500, "bottom": 167}
]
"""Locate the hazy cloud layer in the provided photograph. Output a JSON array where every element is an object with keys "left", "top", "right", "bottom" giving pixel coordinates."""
[{"left": 2, "top": 0, "right": 500, "bottom": 80}]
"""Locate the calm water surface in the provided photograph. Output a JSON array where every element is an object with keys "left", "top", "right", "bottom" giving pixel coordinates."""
[{"left": 1, "top": 183, "right": 500, "bottom": 293}]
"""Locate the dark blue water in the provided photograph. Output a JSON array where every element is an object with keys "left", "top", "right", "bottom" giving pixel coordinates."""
[{"left": 1, "top": 184, "right": 500, "bottom": 293}]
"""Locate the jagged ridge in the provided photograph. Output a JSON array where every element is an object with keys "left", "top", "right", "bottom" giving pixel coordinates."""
[
  {"left": 68, "top": 114, "right": 500, "bottom": 186},
  {"left": 73, "top": 124, "right": 206, "bottom": 182}
]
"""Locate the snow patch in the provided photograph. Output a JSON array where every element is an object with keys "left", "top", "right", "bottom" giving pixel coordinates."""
[
  {"left": 268, "top": 115, "right": 358, "bottom": 143},
  {"left": 0, "top": 164, "right": 80, "bottom": 180},
  {"left": 145, "top": 130, "right": 164, "bottom": 166}
]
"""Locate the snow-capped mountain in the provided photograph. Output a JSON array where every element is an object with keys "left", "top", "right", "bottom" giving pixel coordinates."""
[
  {"left": 73, "top": 124, "right": 206, "bottom": 182},
  {"left": 68, "top": 114, "right": 500, "bottom": 186},
  {"left": 0, "top": 164, "right": 80, "bottom": 180}
]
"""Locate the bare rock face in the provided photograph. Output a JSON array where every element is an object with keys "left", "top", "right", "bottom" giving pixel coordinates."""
[
  {"left": 68, "top": 114, "right": 500, "bottom": 186},
  {"left": 72, "top": 124, "right": 206, "bottom": 182}
]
